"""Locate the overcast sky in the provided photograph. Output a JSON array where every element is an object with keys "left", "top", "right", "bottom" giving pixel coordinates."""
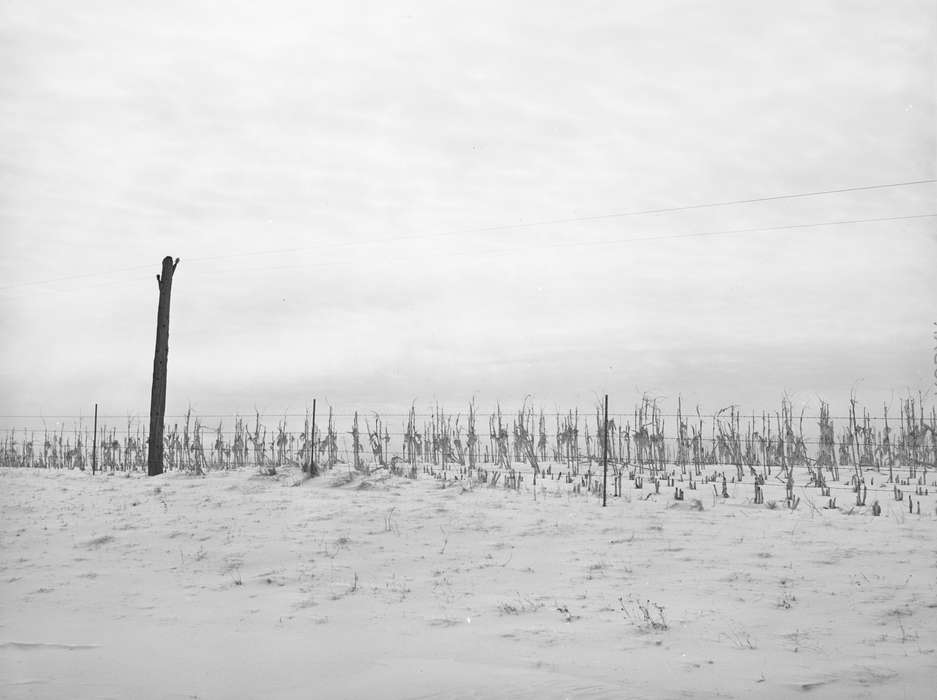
[{"left": 1, "top": 0, "right": 935, "bottom": 425}]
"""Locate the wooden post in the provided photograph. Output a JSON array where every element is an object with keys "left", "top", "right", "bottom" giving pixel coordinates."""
[
  {"left": 353, "top": 411, "right": 360, "bottom": 470},
  {"left": 92, "top": 403, "right": 98, "bottom": 475},
  {"left": 147, "top": 256, "right": 179, "bottom": 477},
  {"left": 308, "top": 399, "right": 318, "bottom": 476},
  {"left": 602, "top": 394, "right": 609, "bottom": 507}
]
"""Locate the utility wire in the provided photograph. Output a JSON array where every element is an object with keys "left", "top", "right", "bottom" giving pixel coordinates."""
[
  {"left": 2, "top": 178, "right": 933, "bottom": 291},
  {"left": 405, "top": 178, "right": 937, "bottom": 239},
  {"left": 0, "top": 263, "right": 156, "bottom": 292},
  {"left": 157, "top": 212, "right": 937, "bottom": 282},
  {"left": 460, "top": 213, "right": 937, "bottom": 258},
  {"left": 182, "top": 177, "right": 937, "bottom": 263}
]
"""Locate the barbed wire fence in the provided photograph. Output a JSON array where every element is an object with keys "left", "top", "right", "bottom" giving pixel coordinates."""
[{"left": 2, "top": 395, "right": 935, "bottom": 511}]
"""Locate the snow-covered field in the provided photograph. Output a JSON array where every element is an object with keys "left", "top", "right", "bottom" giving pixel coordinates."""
[{"left": 1, "top": 466, "right": 935, "bottom": 699}]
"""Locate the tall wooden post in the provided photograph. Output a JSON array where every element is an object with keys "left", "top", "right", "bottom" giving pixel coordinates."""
[
  {"left": 602, "top": 394, "right": 609, "bottom": 507},
  {"left": 147, "top": 256, "right": 179, "bottom": 477}
]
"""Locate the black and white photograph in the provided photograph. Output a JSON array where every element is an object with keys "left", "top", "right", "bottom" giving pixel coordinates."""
[{"left": 1, "top": 1, "right": 935, "bottom": 698}]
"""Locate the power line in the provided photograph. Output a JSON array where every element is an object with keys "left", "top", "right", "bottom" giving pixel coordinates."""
[
  {"left": 413, "top": 178, "right": 937, "bottom": 239},
  {"left": 171, "top": 212, "right": 937, "bottom": 282},
  {"left": 184, "top": 177, "right": 937, "bottom": 261},
  {"left": 462, "top": 213, "right": 937, "bottom": 258},
  {"left": 0, "top": 263, "right": 156, "bottom": 292},
  {"left": 2, "top": 178, "right": 933, "bottom": 292}
]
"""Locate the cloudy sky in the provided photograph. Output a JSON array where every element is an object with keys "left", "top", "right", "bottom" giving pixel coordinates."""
[{"left": 1, "top": 0, "right": 935, "bottom": 424}]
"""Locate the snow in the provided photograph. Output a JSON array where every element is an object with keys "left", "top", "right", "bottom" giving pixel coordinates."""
[{"left": 1, "top": 466, "right": 935, "bottom": 699}]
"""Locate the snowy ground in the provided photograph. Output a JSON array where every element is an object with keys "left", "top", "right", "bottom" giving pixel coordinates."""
[{"left": 1, "top": 466, "right": 935, "bottom": 699}]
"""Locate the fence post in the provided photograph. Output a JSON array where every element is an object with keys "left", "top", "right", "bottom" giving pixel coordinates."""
[
  {"left": 92, "top": 403, "right": 98, "bottom": 475},
  {"left": 308, "top": 398, "right": 318, "bottom": 476},
  {"left": 602, "top": 394, "right": 608, "bottom": 507}
]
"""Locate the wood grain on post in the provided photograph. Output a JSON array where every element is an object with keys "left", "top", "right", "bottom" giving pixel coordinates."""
[{"left": 147, "top": 256, "right": 179, "bottom": 477}]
